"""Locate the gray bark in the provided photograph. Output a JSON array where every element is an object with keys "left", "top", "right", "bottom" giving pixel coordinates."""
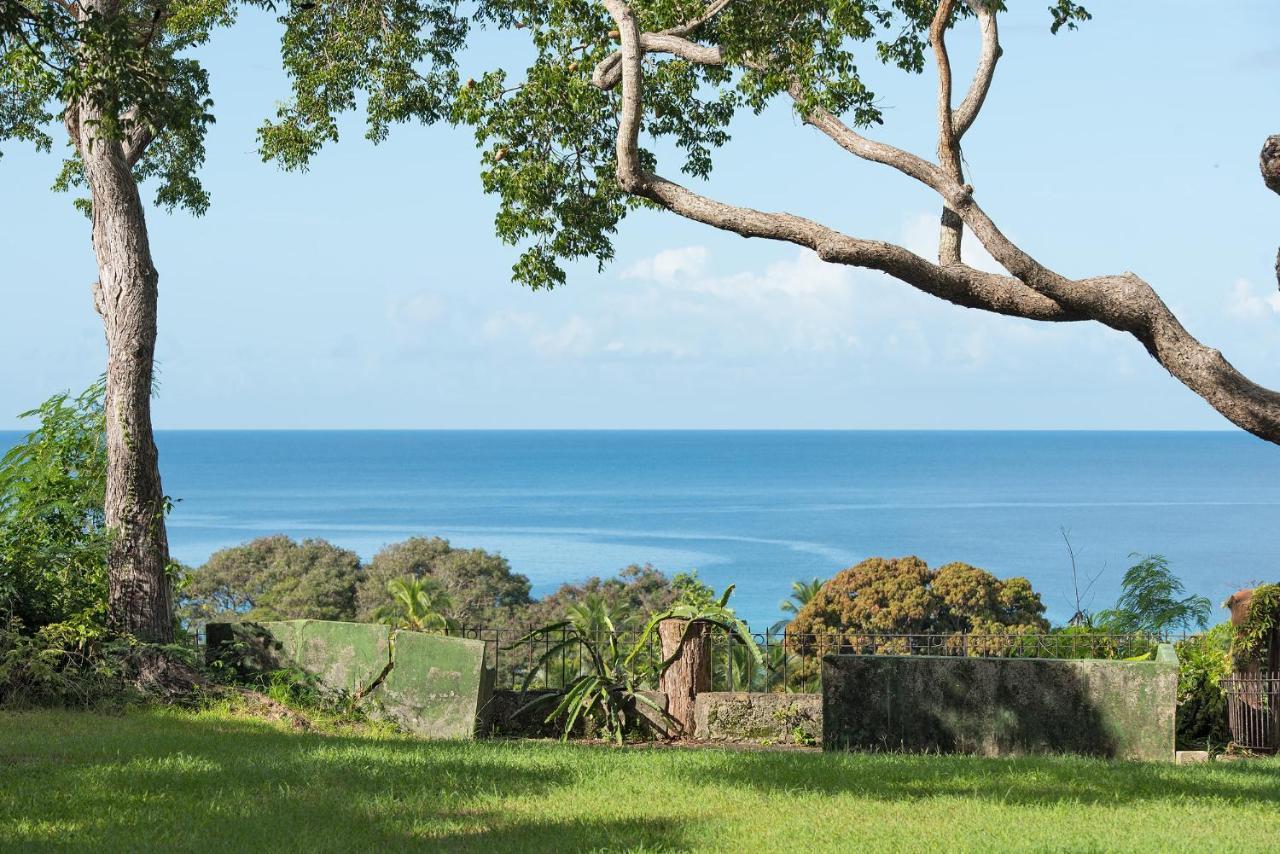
[
  {"left": 72, "top": 77, "right": 174, "bottom": 643},
  {"left": 1262, "top": 135, "right": 1280, "bottom": 287}
]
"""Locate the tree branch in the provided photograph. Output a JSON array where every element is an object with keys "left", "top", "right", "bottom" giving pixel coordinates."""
[
  {"left": 592, "top": 1, "right": 731, "bottom": 89},
  {"left": 930, "top": 0, "right": 965, "bottom": 265},
  {"left": 954, "top": 0, "right": 1000, "bottom": 139},
  {"left": 1262, "top": 134, "right": 1280, "bottom": 287},
  {"left": 120, "top": 106, "right": 155, "bottom": 167},
  {"left": 594, "top": 0, "right": 1280, "bottom": 444}
]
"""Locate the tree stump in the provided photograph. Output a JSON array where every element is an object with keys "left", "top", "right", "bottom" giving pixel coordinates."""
[{"left": 658, "top": 618, "right": 712, "bottom": 737}]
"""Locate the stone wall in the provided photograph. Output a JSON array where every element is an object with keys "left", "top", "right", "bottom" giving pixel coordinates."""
[
  {"left": 207, "top": 620, "right": 492, "bottom": 739},
  {"left": 822, "top": 645, "right": 1179, "bottom": 761},
  {"left": 693, "top": 692, "right": 822, "bottom": 745}
]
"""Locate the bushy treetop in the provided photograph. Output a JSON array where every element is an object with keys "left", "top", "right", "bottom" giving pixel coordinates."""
[{"left": 788, "top": 555, "right": 1048, "bottom": 637}]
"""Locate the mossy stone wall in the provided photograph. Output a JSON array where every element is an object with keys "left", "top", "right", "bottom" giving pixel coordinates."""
[
  {"left": 822, "top": 645, "right": 1178, "bottom": 761},
  {"left": 207, "top": 620, "right": 491, "bottom": 739}
]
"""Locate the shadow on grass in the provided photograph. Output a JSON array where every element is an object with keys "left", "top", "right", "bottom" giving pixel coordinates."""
[
  {"left": 0, "top": 711, "right": 603, "bottom": 850},
  {"left": 665, "top": 747, "right": 1280, "bottom": 807}
]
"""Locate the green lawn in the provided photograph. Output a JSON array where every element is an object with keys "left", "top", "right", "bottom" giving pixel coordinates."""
[{"left": 1, "top": 708, "right": 1277, "bottom": 852}]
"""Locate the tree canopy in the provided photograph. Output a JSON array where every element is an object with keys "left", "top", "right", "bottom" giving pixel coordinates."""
[
  {"left": 788, "top": 555, "right": 1049, "bottom": 637},
  {"left": 179, "top": 535, "right": 361, "bottom": 624},
  {"left": 356, "top": 536, "right": 532, "bottom": 623}
]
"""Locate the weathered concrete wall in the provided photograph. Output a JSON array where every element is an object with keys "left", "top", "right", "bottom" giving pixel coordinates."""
[
  {"left": 207, "top": 620, "right": 491, "bottom": 739},
  {"left": 822, "top": 645, "right": 1178, "bottom": 761},
  {"left": 693, "top": 693, "right": 822, "bottom": 745}
]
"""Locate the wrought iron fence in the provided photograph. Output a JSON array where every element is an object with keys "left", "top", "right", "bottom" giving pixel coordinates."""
[
  {"left": 1223, "top": 672, "right": 1280, "bottom": 752},
  {"left": 448, "top": 625, "right": 1161, "bottom": 694}
]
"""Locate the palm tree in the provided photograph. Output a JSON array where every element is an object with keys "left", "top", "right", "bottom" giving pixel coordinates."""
[
  {"left": 779, "top": 578, "right": 824, "bottom": 617},
  {"left": 376, "top": 576, "right": 455, "bottom": 633}
]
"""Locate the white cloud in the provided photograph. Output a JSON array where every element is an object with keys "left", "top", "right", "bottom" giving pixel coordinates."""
[
  {"left": 620, "top": 245, "right": 708, "bottom": 283},
  {"left": 1225, "top": 278, "right": 1280, "bottom": 319}
]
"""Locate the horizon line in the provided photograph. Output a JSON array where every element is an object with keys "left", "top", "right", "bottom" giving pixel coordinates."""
[{"left": 0, "top": 426, "right": 1247, "bottom": 434}]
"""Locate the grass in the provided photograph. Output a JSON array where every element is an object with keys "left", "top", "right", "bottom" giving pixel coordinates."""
[{"left": 1, "top": 707, "right": 1277, "bottom": 852}]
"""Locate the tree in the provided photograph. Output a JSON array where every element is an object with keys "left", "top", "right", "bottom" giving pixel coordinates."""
[
  {"left": 356, "top": 537, "right": 532, "bottom": 623},
  {"left": 457, "top": 1, "right": 1280, "bottom": 446},
  {"left": 375, "top": 576, "right": 455, "bottom": 633},
  {"left": 523, "top": 563, "right": 686, "bottom": 630},
  {"left": 3, "top": 0, "right": 465, "bottom": 642},
  {"left": 0, "top": 381, "right": 108, "bottom": 631},
  {"left": 788, "top": 555, "right": 1048, "bottom": 637},
  {"left": 779, "top": 578, "right": 822, "bottom": 617},
  {"left": 178, "top": 535, "right": 359, "bottom": 625},
  {"left": 1097, "top": 554, "right": 1212, "bottom": 639},
  {"left": 2, "top": 0, "right": 226, "bottom": 641}
]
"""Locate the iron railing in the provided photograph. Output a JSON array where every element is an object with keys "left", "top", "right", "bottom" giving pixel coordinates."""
[
  {"left": 447, "top": 625, "right": 1161, "bottom": 694},
  {"left": 1223, "top": 672, "right": 1280, "bottom": 752}
]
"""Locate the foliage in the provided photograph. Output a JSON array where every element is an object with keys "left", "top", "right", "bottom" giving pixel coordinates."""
[
  {"left": 0, "top": 381, "right": 108, "bottom": 632},
  {"left": 514, "top": 582, "right": 758, "bottom": 743},
  {"left": 178, "top": 535, "right": 360, "bottom": 626},
  {"left": 0, "top": 612, "right": 206, "bottom": 711},
  {"left": 375, "top": 576, "right": 455, "bottom": 633},
  {"left": 788, "top": 556, "right": 1049, "bottom": 639},
  {"left": 1, "top": 0, "right": 232, "bottom": 213},
  {"left": 1175, "top": 623, "right": 1232, "bottom": 751},
  {"left": 1232, "top": 583, "right": 1280, "bottom": 668},
  {"left": 512, "top": 593, "right": 667, "bottom": 743},
  {"left": 259, "top": 0, "right": 468, "bottom": 169},
  {"left": 780, "top": 578, "right": 823, "bottom": 617},
  {"left": 355, "top": 537, "right": 531, "bottom": 624},
  {"left": 522, "top": 563, "right": 684, "bottom": 630},
  {"left": 638, "top": 583, "right": 762, "bottom": 675},
  {"left": 670, "top": 569, "right": 715, "bottom": 609},
  {"left": 0, "top": 619, "right": 125, "bottom": 709},
  {"left": 452, "top": 0, "right": 1090, "bottom": 289},
  {"left": 1096, "top": 555, "right": 1212, "bottom": 639}
]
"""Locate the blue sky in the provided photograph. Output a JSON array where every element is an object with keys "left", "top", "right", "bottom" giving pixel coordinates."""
[{"left": 2, "top": 1, "right": 1278, "bottom": 430}]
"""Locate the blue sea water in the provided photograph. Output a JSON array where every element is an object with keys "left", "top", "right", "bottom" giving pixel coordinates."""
[{"left": 3, "top": 430, "right": 1278, "bottom": 628}]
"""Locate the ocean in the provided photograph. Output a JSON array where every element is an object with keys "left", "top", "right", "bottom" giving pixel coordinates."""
[{"left": 3, "top": 430, "right": 1277, "bottom": 628}]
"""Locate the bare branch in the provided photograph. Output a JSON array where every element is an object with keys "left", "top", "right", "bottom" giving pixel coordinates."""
[
  {"left": 594, "top": 0, "right": 1280, "bottom": 444},
  {"left": 930, "top": 0, "right": 965, "bottom": 265},
  {"left": 954, "top": 0, "right": 1000, "bottom": 139}
]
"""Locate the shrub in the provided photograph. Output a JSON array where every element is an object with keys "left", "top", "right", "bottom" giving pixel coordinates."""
[
  {"left": 1175, "top": 623, "right": 1232, "bottom": 750},
  {"left": 1232, "top": 583, "right": 1280, "bottom": 669},
  {"left": 0, "top": 381, "right": 108, "bottom": 632}
]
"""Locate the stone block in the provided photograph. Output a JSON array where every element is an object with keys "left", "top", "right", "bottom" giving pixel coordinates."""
[{"left": 693, "top": 692, "right": 822, "bottom": 745}]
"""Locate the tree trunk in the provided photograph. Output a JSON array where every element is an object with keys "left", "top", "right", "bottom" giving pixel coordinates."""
[
  {"left": 658, "top": 618, "right": 711, "bottom": 737},
  {"left": 77, "top": 108, "right": 174, "bottom": 643}
]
